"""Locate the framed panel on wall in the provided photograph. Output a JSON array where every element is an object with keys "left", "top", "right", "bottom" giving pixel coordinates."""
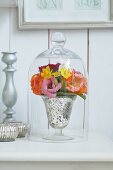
[
  {"left": 0, "top": 0, "right": 17, "bottom": 7},
  {"left": 18, "top": 0, "right": 113, "bottom": 29}
]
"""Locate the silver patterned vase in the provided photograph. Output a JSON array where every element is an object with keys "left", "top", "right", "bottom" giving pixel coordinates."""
[{"left": 42, "top": 95, "right": 76, "bottom": 141}]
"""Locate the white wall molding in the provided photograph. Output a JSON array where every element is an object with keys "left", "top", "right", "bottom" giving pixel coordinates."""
[{"left": 0, "top": 0, "right": 17, "bottom": 7}]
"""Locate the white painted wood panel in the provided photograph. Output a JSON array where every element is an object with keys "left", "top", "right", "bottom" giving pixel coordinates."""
[
  {"left": 0, "top": 9, "right": 9, "bottom": 51},
  {"left": 0, "top": 9, "right": 10, "bottom": 122},
  {"left": 0, "top": 7, "right": 113, "bottom": 139},
  {"left": 0, "top": 8, "right": 48, "bottom": 122},
  {"left": 89, "top": 29, "right": 113, "bottom": 138}
]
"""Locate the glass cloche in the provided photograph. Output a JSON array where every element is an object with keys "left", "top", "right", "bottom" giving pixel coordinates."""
[{"left": 28, "top": 32, "right": 88, "bottom": 142}]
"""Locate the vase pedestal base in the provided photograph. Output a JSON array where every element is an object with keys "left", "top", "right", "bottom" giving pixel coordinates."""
[
  {"left": 43, "top": 129, "right": 74, "bottom": 141},
  {"left": 28, "top": 129, "right": 87, "bottom": 143},
  {"left": 43, "top": 134, "right": 73, "bottom": 141}
]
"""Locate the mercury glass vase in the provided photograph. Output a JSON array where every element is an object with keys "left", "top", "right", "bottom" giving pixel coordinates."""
[{"left": 42, "top": 95, "right": 76, "bottom": 141}]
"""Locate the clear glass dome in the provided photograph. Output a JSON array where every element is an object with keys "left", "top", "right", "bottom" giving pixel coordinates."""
[{"left": 28, "top": 32, "right": 88, "bottom": 142}]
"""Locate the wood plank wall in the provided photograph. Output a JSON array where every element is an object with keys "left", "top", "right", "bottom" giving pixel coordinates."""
[{"left": 0, "top": 8, "right": 113, "bottom": 138}]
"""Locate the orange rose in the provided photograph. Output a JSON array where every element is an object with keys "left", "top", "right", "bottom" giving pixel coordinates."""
[
  {"left": 31, "top": 73, "right": 43, "bottom": 95},
  {"left": 65, "top": 76, "right": 72, "bottom": 86},
  {"left": 66, "top": 70, "right": 87, "bottom": 95}
]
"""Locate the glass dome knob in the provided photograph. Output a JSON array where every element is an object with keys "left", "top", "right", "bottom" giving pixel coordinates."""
[{"left": 51, "top": 32, "right": 66, "bottom": 48}]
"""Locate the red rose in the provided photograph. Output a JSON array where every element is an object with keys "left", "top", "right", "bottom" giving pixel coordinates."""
[{"left": 39, "top": 63, "right": 60, "bottom": 72}]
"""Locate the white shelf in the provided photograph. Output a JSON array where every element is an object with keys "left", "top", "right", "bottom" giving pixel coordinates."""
[{"left": 0, "top": 132, "right": 113, "bottom": 162}]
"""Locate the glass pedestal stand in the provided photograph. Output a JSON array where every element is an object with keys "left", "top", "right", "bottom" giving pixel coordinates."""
[{"left": 43, "top": 129, "right": 73, "bottom": 141}]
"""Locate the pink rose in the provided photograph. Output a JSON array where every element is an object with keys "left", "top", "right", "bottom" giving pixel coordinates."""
[{"left": 42, "top": 77, "right": 62, "bottom": 98}]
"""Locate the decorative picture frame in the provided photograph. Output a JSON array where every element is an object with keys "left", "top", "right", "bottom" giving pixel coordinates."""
[
  {"left": 18, "top": 0, "right": 113, "bottom": 29},
  {"left": 0, "top": 0, "right": 17, "bottom": 7}
]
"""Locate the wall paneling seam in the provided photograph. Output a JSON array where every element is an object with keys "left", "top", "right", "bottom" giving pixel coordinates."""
[
  {"left": 8, "top": 7, "right": 11, "bottom": 52},
  {"left": 48, "top": 29, "right": 50, "bottom": 49},
  {"left": 87, "top": 29, "right": 89, "bottom": 73}
]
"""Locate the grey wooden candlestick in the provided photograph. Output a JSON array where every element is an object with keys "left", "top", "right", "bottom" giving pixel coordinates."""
[{"left": 2, "top": 52, "right": 17, "bottom": 123}]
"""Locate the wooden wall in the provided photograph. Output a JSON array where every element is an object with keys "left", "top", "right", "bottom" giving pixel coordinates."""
[{"left": 0, "top": 8, "right": 113, "bottom": 138}]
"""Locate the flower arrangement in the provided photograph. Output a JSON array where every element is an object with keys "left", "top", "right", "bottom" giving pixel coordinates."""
[{"left": 31, "top": 63, "right": 87, "bottom": 99}]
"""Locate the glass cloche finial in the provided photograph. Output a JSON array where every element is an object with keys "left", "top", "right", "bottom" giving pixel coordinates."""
[{"left": 51, "top": 32, "right": 66, "bottom": 48}]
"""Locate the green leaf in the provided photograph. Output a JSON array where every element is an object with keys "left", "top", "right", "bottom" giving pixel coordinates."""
[
  {"left": 78, "top": 94, "right": 86, "bottom": 100},
  {"left": 54, "top": 78, "right": 58, "bottom": 86},
  {"left": 61, "top": 79, "right": 67, "bottom": 91}
]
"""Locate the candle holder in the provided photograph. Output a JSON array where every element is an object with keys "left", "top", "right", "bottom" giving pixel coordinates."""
[
  {"left": 0, "top": 123, "right": 18, "bottom": 142},
  {"left": 2, "top": 52, "right": 17, "bottom": 123}
]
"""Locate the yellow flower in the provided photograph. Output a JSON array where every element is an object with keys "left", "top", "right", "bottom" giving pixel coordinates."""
[
  {"left": 41, "top": 66, "right": 52, "bottom": 79},
  {"left": 52, "top": 71, "right": 61, "bottom": 77},
  {"left": 60, "top": 67, "right": 72, "bottom": 79}
]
